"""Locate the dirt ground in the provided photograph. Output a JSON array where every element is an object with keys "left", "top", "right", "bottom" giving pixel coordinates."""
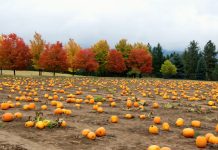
[{"left": 0, "top": 76, "right": 217, "bottom": 150}]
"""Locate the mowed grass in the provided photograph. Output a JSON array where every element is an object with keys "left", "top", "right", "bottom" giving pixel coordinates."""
[{"left": 0, "top": 70, "right": 72, "bottom": 77}]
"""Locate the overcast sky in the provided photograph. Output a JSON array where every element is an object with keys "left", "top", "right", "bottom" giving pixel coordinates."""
[{"left": 0, "top": 0, "right": 218, "bottom": 50}]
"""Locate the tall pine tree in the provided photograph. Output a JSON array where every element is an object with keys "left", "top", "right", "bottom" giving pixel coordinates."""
[
  {"left": 196, "top": 54, "right": 206, "bottom": 80},
  {"left": 203, "top": 40, "right": 217, "bottom": 80},
  {"left": 183, "top": 41, "right": 199, "bottom": 79},
  {"left": 152, "top": 43, "right": 164, "bottom": 77}
]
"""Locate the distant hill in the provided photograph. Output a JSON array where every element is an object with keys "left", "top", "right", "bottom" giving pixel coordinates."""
[{"left": 162, "top": 49, "right": 183, "bottom": 56}]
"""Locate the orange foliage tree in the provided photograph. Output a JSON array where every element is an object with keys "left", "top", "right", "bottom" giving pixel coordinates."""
[
  {"left": 0, "top": 33, "right": 32, "bottom": 75},
  {"left": 127, "top": 49, "right": 152, "bottom": 76},
  {"left": 74, "top": 49, "right": 99, "bottom": 73},
  {"left": 106, "top": 50, "right": 126, "bottom": 74},
  {"left": 39, "top": 41, "right": 68, "bottom": 76}
]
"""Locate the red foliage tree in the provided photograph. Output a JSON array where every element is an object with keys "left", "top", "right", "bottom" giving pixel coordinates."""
[
  {"left": 74, "top": 49, "right": 99, "bottom": 72},
  {"left": 39, "top": 41, "right": 68, "bottom": 76},
  {"left": 127, "top": 49, "right": 153, "bottom": 74},
  {"left": 106, "top": 50, "right": 126, "bottom": 73},
  {"left": 0, "top": 33, "right": 32, "bottom": 75}
]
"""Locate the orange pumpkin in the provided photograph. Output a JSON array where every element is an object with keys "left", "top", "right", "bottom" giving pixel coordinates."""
[
  {"left": 110, "top": 102, "right": 116, "bottom": 107},
  {"left": 176, "top": 118, "right": 184, "bottom": 127},
  {"left": 205, "top": 133, "right": 214, "bottom": 142},
  {"left": 149, "top": 125, "right": 159, "bottom": 134},
  {"left": 97, "top": 107, "right": 104, "bottom": 113},
  {"left": 162, "top": 122, "right": 170, "bottom": 131},
  {"left": 182, "top": 128, "right": 195, "bottom": 138},
  {"left": 133, "top": 101, "right": 139, "bottom": 107},
  {"left": 126, "top": 100, "right": 132, "bottom": 108},
  {"left": 1, "top": 102, "right": 10, "bottom": 110},
  {"left": 14, "top": 112, "right": 22, "bottom": 119},
  {"left": 41, "top": 105, "right": 47, "bottom": 110},
  {"left": 93, "top": 105, "right": 98, "bottom": 110},
  {"left": 54, "top": 108, "right": 63, "bottom": 114},
  {"left": 139, "top": 114, "right": 146, "bottom": 119},
  {"left": 82, "top": 129, "right": 91, "bottom": 137},
  {"left": 152, "top": 102, "right": 159, "bottom": 109},
  {"left": 2, "top": 113, "right": 14, "bottom": 122},
  {"left": 208, "top": 135, "right": 218, "bottom": 144},
  {"left": 191, "top": 120, "right": 201, "bottom": 128},
  {"left": 25, "top": 121, "right": 35, "bottom": 127},
  {"left": 87, "top": 132, "right": 96, "bottom": 140},
  {"left": 89, "top": 99, "right": 95, "bottom": 104},
  {"left": 110, "top": 115, "right": 119, "bottom": 123},
  {"left": 125, "top": 114, "right": 133, "bottom": 119},
  {"left": 28, "top": 103, "right": 36, "bottom": 110},
  {"left": 196, "top": 136, "right": 207, "bottom": 148},
  {"left": 95, "top": 127, "right": 106, "bottom": 137},
  {"left": 153, "top": 116, "right": 161, "bottom": 124},
  {"left": 147, "top": 145, "right": 160, "bottom": 150},
  {"left": 61, "top": 121, "right": 67, "bottom": 127}
]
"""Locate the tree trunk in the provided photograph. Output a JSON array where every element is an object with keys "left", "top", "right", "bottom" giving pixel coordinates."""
[
  {"left": 14, "top": 69, "right": 16, "bottom": 76},
  {"left": 53, "top": 70, "right": 55, "bottom": 76},
  {"left": 0, "top": 68, "right": 2, "bottom": 75},
  {"left": 39, "top": 69, "right": 40, "bottom": 76}
]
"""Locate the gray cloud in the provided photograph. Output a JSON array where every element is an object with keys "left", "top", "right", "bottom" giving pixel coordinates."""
[{"left": 0, "top": 0, "right": 218, "bottom": 50}]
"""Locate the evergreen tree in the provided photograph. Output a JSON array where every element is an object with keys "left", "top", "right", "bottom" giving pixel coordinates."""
[
  {"left": 170, "top": 52, "right": 184, "bottom": 78},
  {"left": 183, "top": 41, "right": 199, "bottom": 79},
  {"left": 212, "top": 64, "right": 218, "bottom": 81},
  {"left": 196, "top": 56, "right": 206, "bottom": 80},
  {"left": 203, "top": 40, "right": 218, "bottom": 80},
  {"left": 152, "top": 43, "right": 164, "bottom": 77}
]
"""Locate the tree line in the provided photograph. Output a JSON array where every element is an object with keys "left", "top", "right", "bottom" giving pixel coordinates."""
[{"left": 0, "top": 33, "right": 217, "bottom": 80}]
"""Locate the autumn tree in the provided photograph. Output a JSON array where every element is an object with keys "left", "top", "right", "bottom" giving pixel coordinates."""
[
  {"left": 91, "top": 40, "right": 109, "bottom": 75},
  {"left": 115, "top": 39, "right": 132, "bottom": 58},
  {"left": 127, "top": 49, "right": 152, "bottom": 77},
  {"left": 65, "top": 39, "right": 81, "bottom": 75},
  {"left": 74, "top": 49, "right": 99, "bottom": 73},
  {"left": 0, "top": 33, "right": 32, "bottom": 76},
  {"left": 133, "top": 42, "right": 149, "bottom": 51},
  {"left": 160, "top": 60, "right": 177, "bottom": 78},
  {"left": 39, "top": 41, "right": 68, "bottom": 76},
  {"left": 30, "top": 32, "right": 45, "bottom": 76},
  {"left": 106, "top": 50, "right": 126, "bottom": 74}
]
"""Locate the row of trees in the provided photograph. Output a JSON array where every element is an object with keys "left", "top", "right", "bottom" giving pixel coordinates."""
[
  {"left": 0, "top": 33, "right": 152, "bottom": 76},
  {"left": 0, "top": 33, "right": 217, "bottom": 80}
]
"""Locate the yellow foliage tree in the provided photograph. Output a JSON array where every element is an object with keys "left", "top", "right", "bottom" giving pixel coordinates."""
[
  {"left": 30, "top": 32, "right": 45, "bottom": 75},
  {"left": 91, "top": 40, "right": 110, "bottom": 74},
  {"left": 65, "top": 39, "right": 81, "bottom": 74}
]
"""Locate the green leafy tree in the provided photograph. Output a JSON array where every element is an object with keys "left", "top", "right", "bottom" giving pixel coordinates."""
[
  {"left": 160, "top": 60, "right": 177, "bottom": 78},
  {"left": 115, "top": 39, "right": 132, "bottom": 59},
  {"left": 183, "top": 41, "right": 199, "bottom": 79},
  {"left": 152, "top": 43, "right": 164, "bottom": 77},
  {"left": 203, "top": 40, "right": 218, "bottom": 80},
  {"left": 196, "top": 55, "right": 206, "bottom": 80},
  {"left": 91, "top": 40, "right": 110, "bottom": 75}
]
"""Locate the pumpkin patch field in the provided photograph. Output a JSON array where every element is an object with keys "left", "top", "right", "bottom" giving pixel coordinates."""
[{"left": 0, "top": 76, "right": 217, "bottom": 150}]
